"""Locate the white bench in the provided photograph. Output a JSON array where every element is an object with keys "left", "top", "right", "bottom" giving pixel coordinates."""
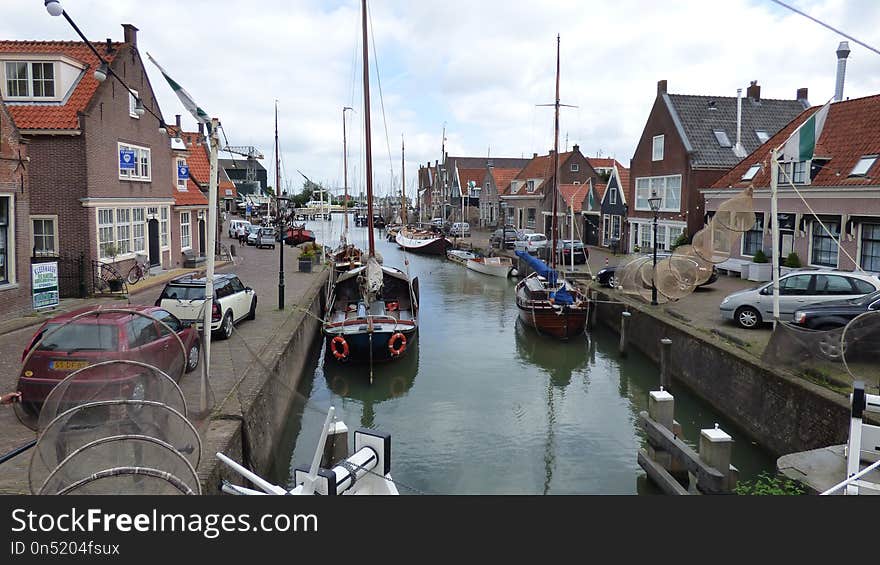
[{"left": 715, "top": 258, "right": 750, "bottom": 277}]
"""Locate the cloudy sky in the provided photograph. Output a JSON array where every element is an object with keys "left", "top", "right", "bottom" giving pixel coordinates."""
[{"left": 3, "top": 0, "right": 879, "bottom": 198}]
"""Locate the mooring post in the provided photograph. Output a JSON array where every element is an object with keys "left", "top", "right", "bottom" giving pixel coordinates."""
[
  {"left": 619, "top": 311, "right": 631, "bottom": 356},
  {"left": 588, "top": 289, "right": 597, "bottom": 330},
  {"left": 698, "top": 425, "right": 736, "bottom": 493},
  {"left": 321, "top": 421, "right": 350, "bottom": 469},
  {"left": 660, "top": 338, "right": 673, "bottom": 390},
  {"left": 649, "top": 389, "right": 675, "bottom": 431}
]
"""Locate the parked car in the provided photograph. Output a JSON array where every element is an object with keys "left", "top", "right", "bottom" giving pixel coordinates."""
[
  {"left": 596, "top": 252, "right": 718, "bottom": 289},
  {"left": 228, "top": 219, "right": 251, "bottom": 238},
  {"left": 720, "top": 271, "right": 880, "bottom": 329},
  {"left": 450, "top": 222, "right": 470, "bottom": 237},
  {"left": 490, "top": 226, "right": 519, "bottom": 249},
  {"left": 556, "top": 239, "right": 588, "bottom": 264},
  {"left": 514, "top": 232, "right": 549, "bottom": 254},
  {"left": 255, "top": 227, "right": 276, "bottom": 249},
  {"left": 245, "top": 225, "right": 262, "bottom": 245},
  {"left": 792, "top": 289, "right": 880, "bottom": 329},
  {"left": 17, "top": 306, "right": 201, "bottom": 413},
  {"left": 156, "top": 273, "right": 258, "bottom": 339}
]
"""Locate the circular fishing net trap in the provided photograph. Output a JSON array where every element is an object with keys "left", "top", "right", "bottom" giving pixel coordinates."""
[{"left": 14, "top": 308, "right": 212, "bottom": 495}]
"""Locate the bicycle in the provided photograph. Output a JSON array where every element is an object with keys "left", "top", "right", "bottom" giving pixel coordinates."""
[{"left": 126, "top": 254, "right": 150, "bottom": 285}]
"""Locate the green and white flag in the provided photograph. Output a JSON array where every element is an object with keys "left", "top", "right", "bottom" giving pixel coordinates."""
[
  {"left": 587, "top": 186, "right": 595, "bottom": 210},
  {"left": 146, "top": 52, "right": 210, "bottom": 127},
  {"left": 782, "top": 99, "right": 831, "bottom": 162}
]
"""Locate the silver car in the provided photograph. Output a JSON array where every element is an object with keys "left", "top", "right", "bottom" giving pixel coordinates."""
[{"left": 719, "top": 270, "right": 880, "bottom": 329}]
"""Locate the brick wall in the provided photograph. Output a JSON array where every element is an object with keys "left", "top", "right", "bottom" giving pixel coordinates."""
[{"left": 0, "top": 101, "right": 31, "bottom": 321}]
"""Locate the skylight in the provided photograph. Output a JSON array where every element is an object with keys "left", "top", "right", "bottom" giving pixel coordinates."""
[
  {"left": 741, "top": 164, "right": 761, "bottom": 181},
  {"left": 755, "top": 130, "right": 770, "bottom": 143},
  {"left": 713, "top": 129, "right": 732, "bottom": 148},
  {"left": 850, "top": 155, "right": 878, "bottom": 177}
]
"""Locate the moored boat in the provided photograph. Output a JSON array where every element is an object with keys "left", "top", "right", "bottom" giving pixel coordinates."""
[
  {"left": 466, "top": 255, "right": 516, "bottom": 278},
  {"left": 396, "top": 227, "right": 451, "bottom": 255},
  {"left": 446, "top": 249, "right": 476, "bottom": 265},
  {"left": 515, "top": 251, "right": 588, "bottom": 339}
]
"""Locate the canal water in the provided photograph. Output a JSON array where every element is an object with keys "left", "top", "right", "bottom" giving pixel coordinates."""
[{"left": 271, "top": 219, "right": 774, "bottom": 494}]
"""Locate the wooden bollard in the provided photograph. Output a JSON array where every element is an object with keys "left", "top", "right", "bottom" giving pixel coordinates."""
[
  {"left": 699, "top": 424, "right": 735, "bottom": 492},
  {"left": 321, "top": 421, "right": 350, "bottom": 468},
  {"left": 619, "top": 311, "right": 631, "bottom": 356},
  {"left": 660, "top": 338, "right": 672, "bottom": 390},
  {"left": 587, "top": 290, "right": 597, "bottom": 331}
]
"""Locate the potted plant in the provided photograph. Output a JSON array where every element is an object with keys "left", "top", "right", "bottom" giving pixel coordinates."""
[
  {"left": 780, "top": 252, "right": 801, "bottom": 276},
  {"left": 298, "top": 244, "right": 315, "bottom": 273},
  {"left": 748, "top": 249, "right": 772, "bottom": 282},
  {"left": 99, "top": 243, "right": 125, "bottom": 291}
]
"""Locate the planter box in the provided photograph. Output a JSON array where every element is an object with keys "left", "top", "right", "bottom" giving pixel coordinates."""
[
  {"left": 748, "top": 262, "right": 772, "bottom": 282},
  {"left": 298, "top": 259, "right": 313, "bottom": 273},
  {"left": 779, "top": 266, "right": 795, "bottom": 276}
]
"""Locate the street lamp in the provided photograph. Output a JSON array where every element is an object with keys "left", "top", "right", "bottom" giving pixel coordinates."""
[
  {"left": 277, "top": 194, "right": 290, "bottom": 310},
  {"left": 647, "top": 193, "right": 662, "bottom": 306}
]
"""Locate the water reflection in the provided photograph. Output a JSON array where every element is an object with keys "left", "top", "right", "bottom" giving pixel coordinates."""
[{"left": 513, "top": 319, "right": 589, "bottom": 390}]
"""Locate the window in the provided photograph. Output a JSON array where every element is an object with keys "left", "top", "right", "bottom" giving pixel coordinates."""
[
  {"left": 180, "top": 212, "right": 191, "bottom": 250},
  {"left": 602, "top": 215, "right": 611, "bottom": 244},
  {"left": 127, "top": 316, "right": 158, "bottom": 349},
  {"left": 154, "top": 310, "right": 181, "bottom": 335},
  {"left": 713, "top": 129, "right": 732, "bottom": 148},
  {"left": 814, "top": 274, "right": 859, "bottom": 296},
  {"left": 116, "top": 208, "right": 131, "bottom": 255},
  {"left": 652, "top": 135, "right": 664, "bottom": 161},
  {"left": 861, "top": 223, "right": 880, "bottom": 272},
  {"left": 176, "top": 158, "right": 188, "bottom": 190},
  {"left": 780, "top": 274, "right": 812, "bottom": 296},
  {"left": 851, "top": 155, "right": 878, "bottom": 177},
  {"left": 635, "top": 175, "right": 681, "bottom": 211},
  {"left": 639, "top": 223, "right": 652, "bottom": 251},
  {"left": 31, "top": 216, "right": 57, "bottom": 256},
  {"left": 5, "top": 62, "right": 28, "bottom": 97},
  {"left": 570, "top": 163, "right": 579, "bottom": 172},
  {"left": 118, "top": 143, "right": 151, "bottom": 181},
  {"left": 656, "top": 225, "right": 668, "bottom": 251},
  {"left": 611, "top": 216, "right": 621, "bottom": 240},
  {"left": 0, "top": 196, "right": 9, "bottom": 284},
  {"left": 129, "top": 89, "right": 139, "bottom": 118},
  {"left": 31, "top": 63, "right": 54, "bottom": 97},
  {"left": 132, "top": 208, "right": 145, "bottom": 253},
  {"left": 160, "top": 207, "right": 169, "bottom": 247},
  {"left": 811, "top": 219, "right": 840, "bottom": 268},
  {"left": 230, "top": 277, "right": 245, "bottom": 293},
  {"left": 526, "top": 180, "right": 536, "bottom": 193},
  {"left": 755, "top": 130, "right": 770, "bottom": 144},
  {"left": 778, "top": 161, "right": 807, "bottom": 184},
  {"left": 527, "top": 208, "right": 536, "bottom": 228},
  {"left": 741, "top": 164, "right": 761, "bottom": 181},
  {"left": 98, "top": 209, "right": 115, "bottom": 259},
  {"left": 742, "top": 212, "right": 764, "bottom": 256},
  {"left": 610, "top": 189, "right": 617, "bottom": 205},
  {"left": 669, "top": 226, "right": 684, "bottom": 248}
]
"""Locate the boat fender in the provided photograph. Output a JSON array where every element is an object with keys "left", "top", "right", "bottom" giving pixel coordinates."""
[
  {"left": 331, "top": 336, "right": 350, "bottom": 361},
  {"left": 388, "top": 332, "right": 407, "bottom": 357}
]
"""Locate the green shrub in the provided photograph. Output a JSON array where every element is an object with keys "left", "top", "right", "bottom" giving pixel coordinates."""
[
  {"left": 784, "top": 252, "right": 801, "bottom": 268},
  {"left": 734, "top": 472, "right": 805, "bottom": 495},
  {"left": 752, "top": 249, "right": 768, "bottom": 263},
  {"left": 672, "top": 232, "right": 690, "bottom": 250}
]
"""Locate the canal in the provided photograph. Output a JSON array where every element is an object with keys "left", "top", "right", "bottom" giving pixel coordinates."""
[{"left": 270, "top": 220, "right": 775, "bottom": 494}]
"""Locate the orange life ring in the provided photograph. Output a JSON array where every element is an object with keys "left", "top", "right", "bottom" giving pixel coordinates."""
[
  {"left": 386, "top": 301, "right": 399, "bottom": 312},
  {"left": 388, "top": 332, "right": 407, "bottom": 357},
  {"left": 330, "top": 336, "right": 349, "bottom": 361}
]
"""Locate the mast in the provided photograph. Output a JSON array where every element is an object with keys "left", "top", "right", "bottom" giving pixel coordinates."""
[
  {"left": 401, "top": 134, "right": 406, "bottom": 225},
  {"left": 343, "top": 106, "right": 352, "bottom": 239},
  {"left": 551, "top": 34, "right": 561, "bottom": 271},
  {"left": 275, "top": 102, "right": 284, "bottom": 310},
  {"left": 362, "top": 0, "right": 375, "bottom": 256}
]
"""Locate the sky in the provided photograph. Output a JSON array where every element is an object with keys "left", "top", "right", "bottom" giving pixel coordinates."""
[{"left": 3, "top": 0, "right": 879, "bottom": 199}]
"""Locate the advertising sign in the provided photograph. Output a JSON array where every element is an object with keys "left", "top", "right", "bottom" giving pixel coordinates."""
[
  {"left": 32, "top": 261, "right": 59, "bottom": 310},
  {"left": 119, "top": 149, "right": 137, "bottom": 170}
]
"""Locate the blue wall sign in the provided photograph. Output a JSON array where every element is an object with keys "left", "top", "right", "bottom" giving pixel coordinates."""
[
  {"left": 119, "top": 149, "right": 136, "bottom": 170},
  {"left": 177, "top": 165, "right": 189, "bottom": 179}
]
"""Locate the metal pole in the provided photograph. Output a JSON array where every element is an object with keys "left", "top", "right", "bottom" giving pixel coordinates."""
[
  {"left": 202, "top": 117, "right": 220, "bottom": 415},
  {"left": 362, "top": 0, "right": 375, "bottom": 257},
  {"left": 276, "top": 101, "right": 284, "bottom": 310},
  {"left": 401, "top": 134, "right": 406, "bottom": 225},
  {"left": 343, "top": 107, "right": 351, "bottom": 240},
  {"left": 770, "top": 148, "right": 780, "bottom": 327},
  {"left": 550, "top": 34, "right": 561, "bottom": 271},
  {"left": 651, "top": 211, "right": 659, "bottom": 306}
]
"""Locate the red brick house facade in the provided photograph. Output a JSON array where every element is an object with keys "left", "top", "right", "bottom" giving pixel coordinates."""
[{"left": 0, "top": 98, "right": 31, "bottom": 321}]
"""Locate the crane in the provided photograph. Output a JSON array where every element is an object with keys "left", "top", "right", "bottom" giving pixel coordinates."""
[{"left": 223, "top": 145, "right": 264, "bottom": 195}]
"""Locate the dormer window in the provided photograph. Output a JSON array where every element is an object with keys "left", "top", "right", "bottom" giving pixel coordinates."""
[
  {"left": 527, "top": 180, "right": 536, "bottom": 193},
  {"left": 4, "top": 61, "right": 55, "bottom": 98},
  {"left": 851, "top": 155, "right": 878, "bottom": 177},
  {"left": 570, "top": 163, "right": 579, "bottom": 172},
  {"left": 741, "top": 164, "right": 761, "bottom": 181}
]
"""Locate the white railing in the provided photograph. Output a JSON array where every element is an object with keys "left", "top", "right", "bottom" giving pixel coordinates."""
[{"left": 820, "top": 457, "right": 880, "bottom": 495}]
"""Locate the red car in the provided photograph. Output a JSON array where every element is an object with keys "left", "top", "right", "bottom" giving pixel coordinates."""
[
  {"left": 17, "top": 306, "right": 201, "bottom": 415},
  {"left": 285, "top": 224, "right": 316, "bottom": 246}
]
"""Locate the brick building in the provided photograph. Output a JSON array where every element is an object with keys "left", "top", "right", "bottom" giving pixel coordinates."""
[{"left": 0, "top": 98, "right": 30, "bottom": 321}]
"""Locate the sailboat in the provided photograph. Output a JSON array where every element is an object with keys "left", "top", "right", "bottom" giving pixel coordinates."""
[
  {"left": 514, "top": 36, "right": 589, "bottom": 340},
  {"left": 322, "top": 0, "right": 419, "bottom": 380},
  {"left": 331, "top": 105, "right": 364, "bottom": 274}
]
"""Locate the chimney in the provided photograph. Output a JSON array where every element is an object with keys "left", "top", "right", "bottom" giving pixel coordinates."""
[
  {"left": 657, "top": 79, "right": 667, "bottom": 95},
  {"left": 746, "top": 80, "right": 760, "bottom": 101},
  {"left": 533, "top": 152, "right": 538, "bottom": 159},
  {"left": 175, "top": 114, "right": 181, "bottom": 129},
  {"left": 122, "top": 24, "right": 139, "bottom": 46},
  {"left": 834, "top": 41, "right": 850, "bottom": 102},
  {"left": 197, "top": 122, "right": 204, "bottom": 135},
  {"left": 105, "top": 38, "right": 114, "bottom": 54},
  {"left": 797, "top": 88, "right": 809, "bottom": 105},
  {"left": 572, "top": 144, "right": 580, "bottom": 153}
]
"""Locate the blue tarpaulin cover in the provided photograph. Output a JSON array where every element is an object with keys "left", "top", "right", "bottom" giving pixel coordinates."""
[{"left": 514, "top": 251, "right": 575, "bottom": 305}]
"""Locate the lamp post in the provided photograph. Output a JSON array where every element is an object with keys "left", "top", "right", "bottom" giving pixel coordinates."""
[{"left": 648, "top": 193, "right": 662, "bottom": 306}]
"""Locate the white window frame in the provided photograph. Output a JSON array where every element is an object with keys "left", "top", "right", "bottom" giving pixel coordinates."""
[
  {"left": 129, "top": 89, "right": 140, "bottom": 119},
  {"left": 741, "top": 164, "right": 761, "bottom": 181},
  {"left": 634, "top": 175, "right": 681, "bottom": 212},
  {"left": 858, "top": 222, "right": 880, "bottom": 273},
  {"left": 526, "top": 180, "right": 536, "bottom": 193},
  {"left": 118, "top": 142, "right": 151, "bottom": 182},
  {"left": 808, "top": 219, "right": 841, "bottom": 269},
  {"left": 740, "top": 212, "right": 765, "bottom": 258},
  {"left": 180, "top": 211, "right": 192, "bottom": 251},
  {"left": 778, "top": 160, "right": 808, "bottom": 185},
  {"left": 160, "top": 206, "right": 170, "bottom": 249},
  {"left": 115, "top": 208, "right": 131, "bottom": 256},
  {"left": 652, "top": 135, "right": 664, "bottom": 161},
  {"left": 611, "top": 215, "right": 622, "bottom": 240},
  {"left": 176, "top": 157, "right": 188, "bottom": 190},
  {"left": 851, "top": 155, "right": 878, "bottom": 177},
  {"left": 570, "top": 163, "right": 579, "bottom": 172},
  {"left": 610, "top": 189, "right": 617, "bottom": 205},
  {"left": 132, "top": 208, "right": 146, "bottom": 254},
  {"left": 602, "top": 215, "right": 611, "bottom": 245},
  {"left": 97, "top": 208, "right": 115, "bottom": 260},
  {"left": 30, "top": 215, "right": 59, "bottom": 257},
  {"left": 0, "top": 194, "right": 16, "bottom": 287},
  {"left": 3, "top": 61, "right": 56, "bottom": 100}
]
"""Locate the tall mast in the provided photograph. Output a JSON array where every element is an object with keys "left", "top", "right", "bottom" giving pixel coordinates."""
[
  {"left": 362, "top": 0, "right": 375, "bottom": 256},
  {"left": 401, "top": 134, "right": 406, "bottom": 224},
  {"left": 343, "top": 106, "right": 352, "bottom": 238},
  {"left": 551, "top": 34, "right": 561, "bottom": 271},
  {"left": 275, "top": 101, "right": 284, "bottom": 310}
]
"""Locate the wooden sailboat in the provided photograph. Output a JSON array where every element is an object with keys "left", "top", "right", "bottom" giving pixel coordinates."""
[
  {"left": 514, "top": 35, "right": 588, "bottom": 340},
  {"left": 331, "top": 105, "right": 363, "bottom": 274},
  {"left": 323, "top": 0, "right": 419, "bottom": 379}
]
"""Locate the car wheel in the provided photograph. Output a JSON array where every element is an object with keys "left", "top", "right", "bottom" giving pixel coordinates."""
[
  {"left": 215, "top": 312, "right": 233, "bottom": 340},
  {"left": 735, "top": 306, "right": 762, "bottom": 329},
  {"left": 817, "top": 332, "right": 842, "bottom": 361},
  {"left": 185, "top": 339, "right": 201, "bottom": 373},
  {"left": 246, "top": 297, "right": 257, "bottom": 321},
  {"left": 608, "top": 274, "right": 620, "bottom": 289}
]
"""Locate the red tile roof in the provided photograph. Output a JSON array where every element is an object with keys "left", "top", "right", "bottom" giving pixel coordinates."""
[
  {"left": 172, "top": 130, "right": 237, "bottom": 200},
  {"left": 712, "top": 94, "right": 880, "bottom": 190},
  {"left": 586, "top": 157, "right": 619, "bottom": 170},
  {"left": 0, "top": 40, "right": 123, "bottom": 130},
  {"left": 457, "top": 167, "right": 485, "bottom": 196},
  {"left": 559, "top": 183, "right": 591, "bottom": 212},
  {"left": 515, "top": 151, "right": 572, "bottom": 182},
  {"left": 491, "top": 167, "right": 522, "bottom": 195},
  {"left": 617, "top": 166, "right": 630, "bottom": 193},
  {"left": 173, "top": 187, "right": 208, "bottom": 206},
  {"left": 594, "top": 183, "right": 607, "bottom": 203}
]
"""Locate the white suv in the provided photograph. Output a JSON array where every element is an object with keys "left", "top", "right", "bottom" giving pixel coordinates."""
[{"left": 156, "top": 274, "right": 257, "bottom": 339}]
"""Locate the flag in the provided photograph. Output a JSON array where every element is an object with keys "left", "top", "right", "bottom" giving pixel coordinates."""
[
  {"left": 781, "top": 99, "right": 831, "bottom": 162},
  {"left": 587, "top": 187, "right": 595, "bottom": 210},
  {"left": 146, "top": 52, "right": 210, "bottom": 127}
]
